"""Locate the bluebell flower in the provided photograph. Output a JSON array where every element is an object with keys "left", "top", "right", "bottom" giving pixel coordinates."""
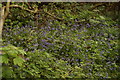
[
  {"left": 86, "top": 23, "right": 91, "bottom": 28},
  {"left": 45, "top": 42, "right": 52, "bottom": 45},
  {"left": 24, "top": 48, "right": 28, "bottom": 51},
  {"left": 61, "top": 57, "right": 65, "bottom": 60},
  {"left": 74, "top": 53, "right": 78, "bottom": 55},
  {"left": 34, "top": 43, "right": 39, "bottom": 46},
  {"left": 76, "top": 59, "right": 79, "bottom": 61},
  {"left": 66, "top": 54, "right": 68, "bottom": 56},
  {"left": 13, "top": 65, "right": 19, "bottom": 68}
]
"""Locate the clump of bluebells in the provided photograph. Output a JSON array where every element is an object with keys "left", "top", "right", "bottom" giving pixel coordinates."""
[
  {"left": 2, "top": 15, "right": 119, "bottom": 78},
  {"left": 2, "top": 21, "right": 119, "bottom": 78}
]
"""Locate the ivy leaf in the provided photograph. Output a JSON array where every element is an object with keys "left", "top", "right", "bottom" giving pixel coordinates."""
[{"left": 13, "top": 57, "right": 25, "bottom": 66}]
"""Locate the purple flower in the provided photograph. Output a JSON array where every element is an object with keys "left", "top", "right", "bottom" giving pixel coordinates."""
[
  {"left": 66, "top": 54, "right": 69, "bottom": 56},
  {"left": 76, "top": 59, "right": 79, "bottom": 61},
  {"left": 59, "top": 47, "right": 62, "bottom": 49},
  {"left": 79, "top": 24, "right": 82, "bottom": 26},
  {"left": 62, "top": 57, "right": 65, "bottom": 60},
  {"left": 13, "top": 65, "right": 19, "bottom": 68},
  {"left": 71, "top": 58, "right": 74, "bottom": 61},
  {"left": 45, "top": 42, "right": 52, "bottom": 45},
  {"left": 25, "top": 58, "right": 30, "bottom": 61},
  {"left": 74, "top": 53, "right": 78, "bottom": 55},
  {"left": 61, "top": 41, "right": 65, "bottom": 44},
  {"left": 48, "top": 26, "right": 51, "bottom": 29},
  {"left": 42, "top": 45, "right": 47, "bottom": 48},
  {"left": 24, "top": 48, "right": 28, "bottom": 51},
  {"left": 52, "top": 28, "right": 55, "bottom": 30},
  {"left": 41, "top": 39, "right": 46, "bottom": 42},
  {"left": 86, "top": 23, "right": 91, "bottom": 28}
]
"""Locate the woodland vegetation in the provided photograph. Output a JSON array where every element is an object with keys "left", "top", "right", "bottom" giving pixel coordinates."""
[{"left": 0, "top": 2, "right": 120, "bottom": 79}]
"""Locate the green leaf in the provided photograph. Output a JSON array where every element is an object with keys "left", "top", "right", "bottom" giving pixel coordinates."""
[
  {"left": 11, "top": 2, "right": 15, "bottom": 4},
  {"left": 23, "top": 69, "right": 34, "bottom": 75},
  {"left": 7, "top": 50, "right": 18, "bottom": 57},
  {"left": 7, "top": 44, "right": 26, "bottom": 55},
  {"left": 2, "top": 54, "right": 9, "bottom": 64},
  {"left": 90, "top": 19, "right": 100, "bottom": 24},
  {"left": 61, "top": 25, "right": 66, "bottom": 28},
  {"left": 2, "top": 46, "right": 10, "bottom": 51},
  {"left": 18, "top": 50, "right": 26, "bottom": 55},
  {"left": 99, "top": 16, "right": 105, "bottom": 20},
  {"left": 13, "top": 57, "right": 25, "bottom": 66},
  {"left": 9, "top": 53, "right": 18, "bottom": 57},
  {"left": 48, "top": 68, "right": 52, "bottom": 71},
  {"left": 2, "top": 66, "right": 13, "bottom": 78},
  {"left": 0, "top": 4, "right": 2, "bottom": 8},
  {"left": 44, "top": 52, "right": 50, "bottom": 57}
]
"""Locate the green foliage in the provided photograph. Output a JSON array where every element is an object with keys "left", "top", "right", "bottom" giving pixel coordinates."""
[
  {"left": 0, "top": 3, "right": 2, "bottom": 8},
  {"left": 18, "top": 50, "right": 81, "bottom": 78},
  {"left": 1, "top": 44, "right": 26, "bottom": 78},
  {"left": 13, "top": 57, "right": 25, "bottom": 66},
  {"left": 2, "top": 66, "right": 14, "bottom": 78},
  {"left": 2, "top": 2, "right": 119, "bottom": 79}
]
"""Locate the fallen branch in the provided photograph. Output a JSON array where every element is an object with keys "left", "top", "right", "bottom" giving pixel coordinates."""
[
  {"left": 4, "top": 4, "right": 63, "bottom": 21},
  {"left": 44, "top": 10, "right": 64, "bottom": 21},
  {"left": 6, "top": 4, "right": 38, "bottom": 13},
  {"left": 89, "top": 3, "right": 106, "bottom": 11},
  {"left": 4, "top": 0, "right": 11, "bottom": 20}
]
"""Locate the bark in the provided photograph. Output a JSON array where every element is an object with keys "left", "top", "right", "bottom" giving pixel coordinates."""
[
  {"left": 89, "top": 3, "right": 106, "bottom": 11},
  {"left": 0, "top": 0, "right": 11, "bottom": 43},
  {"left": 0, "top": 5, "right": 4, "bottom": 44},
  {"left": 0, "top": 1, "right": 10, "bottom": 79}
]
